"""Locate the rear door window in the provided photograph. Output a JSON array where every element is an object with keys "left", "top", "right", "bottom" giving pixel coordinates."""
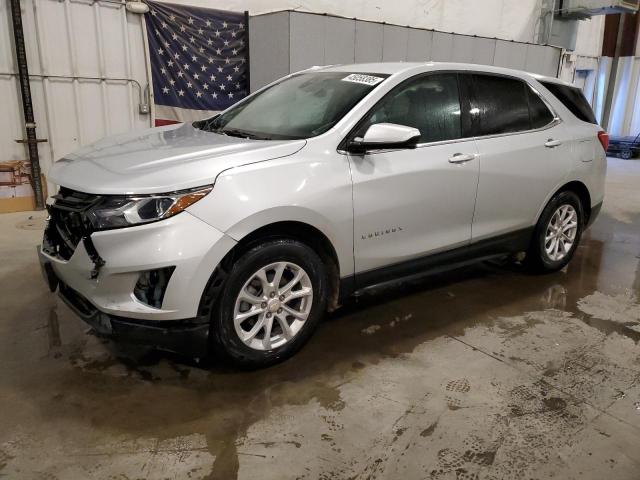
[
  {"left": 527, "top": 86, "right": 555, "bottom": 129},
  {"left": 539, "top": 81, "right": 597, "bottom": 124},
  {"left": 471, "top": 74, "right": 530, "bottom": 136}
]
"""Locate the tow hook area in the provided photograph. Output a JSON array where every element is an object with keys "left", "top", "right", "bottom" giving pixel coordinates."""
[{"left": 82, "top": 236, "right": 105, "bottom": 279}]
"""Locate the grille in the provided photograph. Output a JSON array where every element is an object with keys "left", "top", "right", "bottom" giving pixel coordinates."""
[{"left": 43, "top": 187, "right": 101, "bottom": 260}]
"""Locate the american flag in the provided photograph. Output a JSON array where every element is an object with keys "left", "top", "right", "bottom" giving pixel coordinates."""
[{"left": 144, "top": 1, "right": 249, "bottom": 126}]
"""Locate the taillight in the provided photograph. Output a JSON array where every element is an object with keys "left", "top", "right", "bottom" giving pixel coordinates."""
[{"left": 597, "top": 130, "right": 609, "bottom": 151}]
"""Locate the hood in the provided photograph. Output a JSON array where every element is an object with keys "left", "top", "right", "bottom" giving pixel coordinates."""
[{"left": 49, "top": 123, "right": 306, "bottom": 195}]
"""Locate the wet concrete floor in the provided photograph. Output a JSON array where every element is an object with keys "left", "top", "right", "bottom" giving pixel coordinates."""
[{"left": 1, "top": 158, "right": 639, "bottom": 480}]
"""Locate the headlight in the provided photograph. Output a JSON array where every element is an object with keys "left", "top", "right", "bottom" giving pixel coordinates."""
[{"left": 86, "top": 185, "right": 212, "bottom": 230}]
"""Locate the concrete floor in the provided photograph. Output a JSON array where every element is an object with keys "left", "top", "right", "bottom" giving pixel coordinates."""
[{"left": 1, "top": 158, "right": 639, "bottom": 480}]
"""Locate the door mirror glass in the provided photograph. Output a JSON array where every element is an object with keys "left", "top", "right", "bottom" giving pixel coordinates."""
[{"left": 347, "top": 123, "right": 421, "bottom": 153}]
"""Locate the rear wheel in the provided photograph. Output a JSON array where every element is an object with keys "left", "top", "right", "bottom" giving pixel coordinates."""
[
  {"left": 210, "top": 239, "right": 327, "bottom": 368},
  {"left": 525, "top": 191, "right": 584, "bottom": 273}
]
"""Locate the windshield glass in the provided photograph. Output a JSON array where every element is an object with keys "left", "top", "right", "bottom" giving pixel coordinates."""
[{"left": 194, "top": 72, "right": 389, "bottom": 140}]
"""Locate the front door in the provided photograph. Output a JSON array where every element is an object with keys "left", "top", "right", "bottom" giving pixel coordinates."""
[{"left": 348, "top": 73, "right": 480, "bottom": 281}]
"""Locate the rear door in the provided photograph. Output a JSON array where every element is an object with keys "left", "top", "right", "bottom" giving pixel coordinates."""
[{"left": 466, "top": 73, "right": 572, "bottom": 241}]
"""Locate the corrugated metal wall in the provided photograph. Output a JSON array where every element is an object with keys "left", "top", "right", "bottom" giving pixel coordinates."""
[
  {"left": 249, "top": 11, "right": 563, "bottom": 92},
  {"left": 0, "top": 0, "right": 151, "bottom": 188}
]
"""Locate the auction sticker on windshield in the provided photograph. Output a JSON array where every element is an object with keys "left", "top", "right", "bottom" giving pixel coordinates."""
[{"left": 341, "top": 74, "right": 385, "bottom": 86}]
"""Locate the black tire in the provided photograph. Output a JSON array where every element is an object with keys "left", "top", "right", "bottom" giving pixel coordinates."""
[
  {"left": 524, "top": 190, "right": 584, "bottom": 273},
  {"left": 620, "top": 150, "right": 632, "bottom": 160},
  {"left": 210, "top": 238, "right": 328, "bottom": 368}
]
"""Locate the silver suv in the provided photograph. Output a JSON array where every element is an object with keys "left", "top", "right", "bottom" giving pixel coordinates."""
[{"left": 38, "top": 62, "right": 607, "bottom": 367}]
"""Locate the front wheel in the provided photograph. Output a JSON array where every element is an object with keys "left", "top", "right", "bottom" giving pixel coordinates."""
[
  {"left": 210, "top": 239, "right": 328, "bottom": 368},
  {"left": 620, "top": 150, "right": 632, "bottom": 160},
  {"left": 524, "top": 191, "right": 584, "bottom": 273}
]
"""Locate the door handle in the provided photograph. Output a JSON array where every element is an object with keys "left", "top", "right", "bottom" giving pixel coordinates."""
[
  {"left": 545, "top": 139, "right": 562, "bottom": 148},
  {"left": 448, "top": 153, "right": 475, "bottom": 164}
]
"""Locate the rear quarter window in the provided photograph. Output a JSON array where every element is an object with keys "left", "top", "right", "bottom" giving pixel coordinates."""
[{"left": 540, "top": 82, "right": 597, "bottom": 124}]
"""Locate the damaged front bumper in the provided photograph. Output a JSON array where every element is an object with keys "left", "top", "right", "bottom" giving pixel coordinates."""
[
  {"left": 38, "top": 245, "right": 210, "bottom": 357},
  {"left": 38, "top": 209, "right": 235, "bottom": 320},
  {"left": 37, "top": 206, "right": 237, "bottom": 356}
]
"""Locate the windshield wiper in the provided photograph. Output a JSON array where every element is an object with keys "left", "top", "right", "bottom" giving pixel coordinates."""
[
  {"left": 217, "top": 128, "right": 269, "bottom": 140},
  {"left": 193, "top": 118, "right": 219, "bottom": 132}
]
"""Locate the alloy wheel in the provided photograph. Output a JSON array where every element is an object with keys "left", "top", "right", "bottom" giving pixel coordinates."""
[
  {"left": 544, "top": 204, "right": 578, "bottom": 262},
  {"left": 233, "top": 262, "right": 313, "bottom": 351}
]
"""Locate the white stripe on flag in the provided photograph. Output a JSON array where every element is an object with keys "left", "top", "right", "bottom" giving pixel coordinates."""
[{"left": 155, "top": 104, "right": 220, "bottom": 123}]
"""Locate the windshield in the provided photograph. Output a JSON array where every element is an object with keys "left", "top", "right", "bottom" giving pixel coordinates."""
[{"left": 194, "top": 72, "right": 389, "bottom": 140}]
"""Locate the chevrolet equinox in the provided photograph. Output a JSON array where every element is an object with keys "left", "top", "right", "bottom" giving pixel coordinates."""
[{"left": 38, "top": 63, "right": 607, "bottom": 367}]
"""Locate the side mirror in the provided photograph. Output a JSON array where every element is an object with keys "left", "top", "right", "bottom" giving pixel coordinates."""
[{"left": 346, "top": 123, "right": 421, "bottom": 154}]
